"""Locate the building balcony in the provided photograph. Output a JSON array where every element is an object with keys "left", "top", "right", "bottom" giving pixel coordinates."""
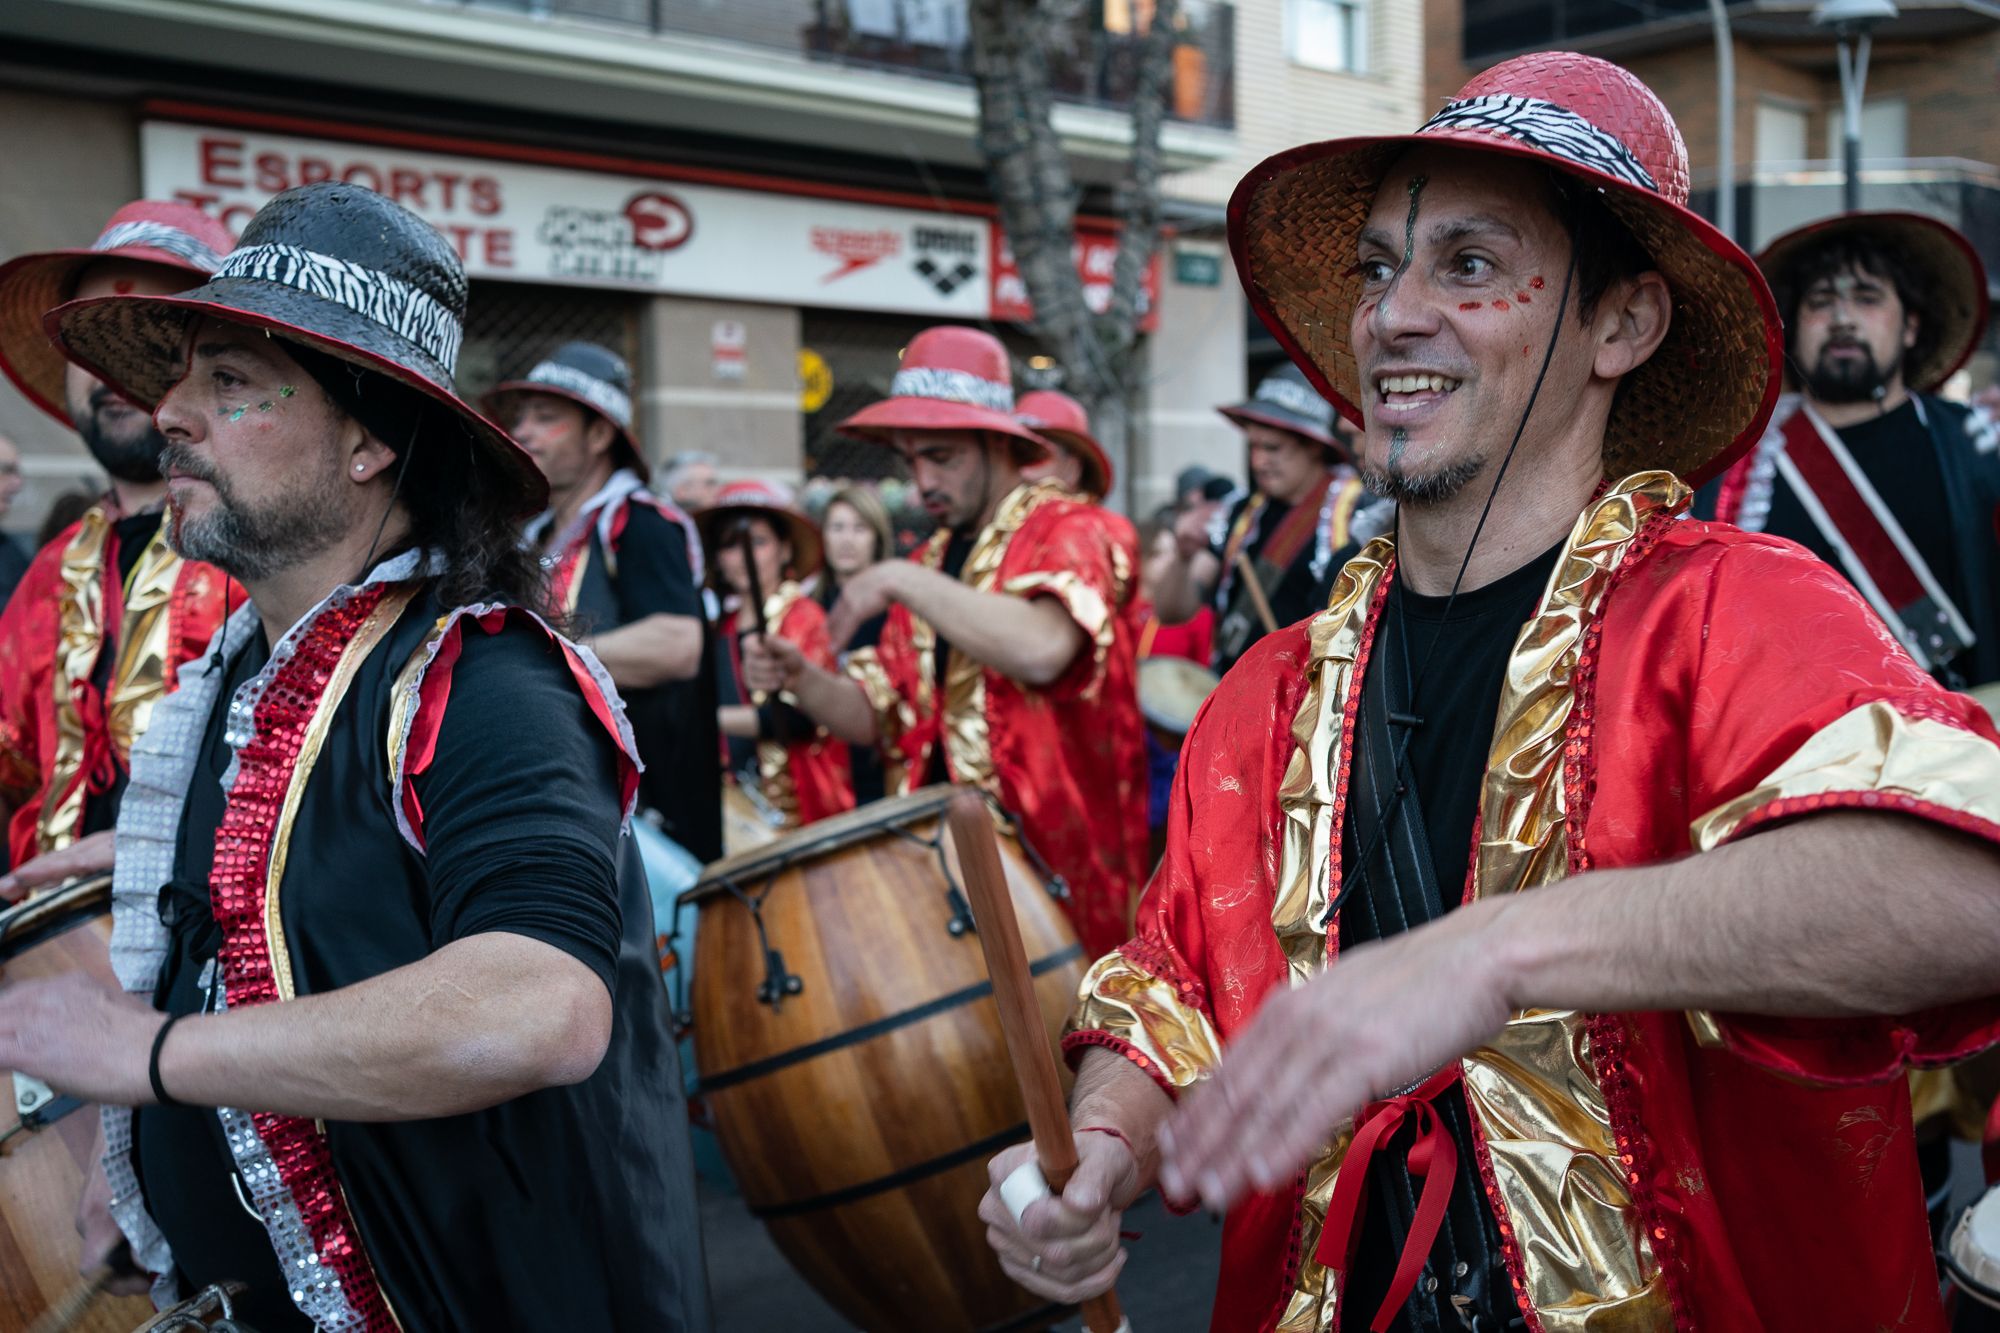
[
  {"left": 1, "top": 0, "right": 1237, "bottom": 185},
  {"left": 1464, "top": 0, "right": 2000, "bottom": 62},
  {"left": 439, "top": 0, "right": 1236, "bottom": 130}
]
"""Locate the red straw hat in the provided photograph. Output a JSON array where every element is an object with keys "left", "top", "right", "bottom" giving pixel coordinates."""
[
  {"left": 696, "top": 478, "right": 824, "bottom": 578},
  {"left": 1229, "top": 51, "right": 1784, "bottom": 487},
  {"left": 0, "top": 200, "right": 236, "bottom": 427},
  {"left": 1756, "top": 211, "right": 1989, "bottom": 395},
  {"left": 1016, "top": 389, "right": 1113, "bottom": 498},
  {"left": 838, "top": 325, "right": 1050, "bottom": 460}
]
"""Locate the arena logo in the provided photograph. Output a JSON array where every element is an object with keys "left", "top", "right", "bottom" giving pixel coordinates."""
[
  {"left": 536, "top": 189, "right": 695, "bottom": 282},
  {"left": 911, "top": 224, "right": 980, "bottom": 297}
]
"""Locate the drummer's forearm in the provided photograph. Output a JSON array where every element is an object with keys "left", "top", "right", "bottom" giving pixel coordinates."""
[
  {"left": 156, "top": 933, "right": 612, "bottom": 1120},
  {"left": 1069, "top": 1047, "right": 1175, "bottom": 1204},
  {"left": 718, "top": 704, "right": 760, "bottom": 739},
  {"left": 1148, "top": 554, "right": 1214, "bottom": 627},
  {"left": 792, "top": 663, "right": 878, "bottom": 746}
]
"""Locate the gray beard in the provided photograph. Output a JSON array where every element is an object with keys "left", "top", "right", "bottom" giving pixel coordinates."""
[
  {"left": 160, "top": 444, "right": 351, "bottom": 582},
  {"left": 1359, "top": 453, "right": 1488, "bottom": 507}
]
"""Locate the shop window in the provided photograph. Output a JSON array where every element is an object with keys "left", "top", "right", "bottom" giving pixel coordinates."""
[{"left": 1289, "top": 0, "right": 1367, "bottom": 74}]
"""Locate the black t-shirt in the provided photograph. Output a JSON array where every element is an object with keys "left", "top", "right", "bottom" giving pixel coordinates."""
[
  {"left": 817, "top": 577, "right": 888, "bottom": 803},
  {"left": 1335, "top": 543, "right": 1561, "bottom": 1332},
  {"left": 134, "top": 616, "right": 628, "bottom": 1329},
  {"left": 1759, "top": 399, "right": 1966, "bottom": 613},
  {"left": 1210, "top": 492, "right": 1326, "bottom": 674},
  {"left": 571, "top": 501, "right": 720, "bottom": 860}
]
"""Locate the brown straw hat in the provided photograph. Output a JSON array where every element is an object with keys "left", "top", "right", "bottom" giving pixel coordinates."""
[
  {"left": 0, "top": 201, "right": 235, "bottom": 427},
  {"left": 1229, "top": 50, "right": 1784, "bottom": 487},
  {"left": 1757, "top": 211, "right": 1989, "bottom": 394}
]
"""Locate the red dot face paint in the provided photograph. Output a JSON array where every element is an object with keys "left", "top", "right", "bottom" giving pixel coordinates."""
[
  {"left": 1493, "top": 299, "right": 1511, "bottom": 311},
  {"left": 1529, "top": 276, "right": 1547, "bottom": 290},
  {"left": 1523, "top": 345, "right": 1533, "bottom": 357},
  {"left": 1458, "top": 302, "right": 1483, "bottom": 311},
  {"left": 114, "top": 279, "right": 135, "bottom": 294},
  {"left": 1515, "top": 292, "right": 1533, "bottom": 303}
]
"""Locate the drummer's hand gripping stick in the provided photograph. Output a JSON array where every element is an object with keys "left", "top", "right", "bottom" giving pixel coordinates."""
[{"left": 945, "top": 791, "right": 1132, "bottom": 1333}]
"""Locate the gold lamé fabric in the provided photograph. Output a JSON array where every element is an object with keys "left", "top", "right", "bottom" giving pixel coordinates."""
[
  {"left": 1271, "top": 474, "right": 1687, "bottom": 1333},
  {"left": 1689, "top": 700, "right": 2000, "bottom": 853},
  {"left": 1068, "top": 949, "right": 1227, "bottom": 1090},
  {"left": 40, "top": 507, "right": 183, "bottom": 855},
  {"left": 843, "top": 645, "right": 912, "bottom": 794}
]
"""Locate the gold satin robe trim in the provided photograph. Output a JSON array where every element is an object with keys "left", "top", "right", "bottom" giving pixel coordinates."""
[
  {"left": 1274, "top": 474, "right": 1686, "bottom": 1333},
  {"left": 41, "top": 507, "right": 183, "bottom": 855},
  {"left": 905, "top": 480, "right": 1069, "bottom": 797},
  {"left": 998, "top": 569, "right": 1115, "bottom": 695},
  {"left": 1685, "top": 700, "right": 2000, "bottom": 1053},
  {"left": 752, "top": 582, "right": 815, "bottom": 826},
  {"left": 844, "top": 645, "right": 912, "bottom": 796},
  {"left": 1068, "top": 950, "right": 1226, "bottom": 1090}
]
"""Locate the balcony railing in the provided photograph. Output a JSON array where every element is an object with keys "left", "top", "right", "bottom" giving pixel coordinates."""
[
  {"left": 1463, "top": 0, "right": 1710, "bottom": 59},
  {"left": 423, "top": 0, "right": 1236, "bottom": 128}
]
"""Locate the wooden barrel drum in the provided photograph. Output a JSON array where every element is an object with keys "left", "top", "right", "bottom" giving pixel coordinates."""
[
  {"left": 0, "top": 876, "right": 155, "bottom": 1333},
  {"left": 684, "top": 787, "right": 1087, "bottom": 1332}
]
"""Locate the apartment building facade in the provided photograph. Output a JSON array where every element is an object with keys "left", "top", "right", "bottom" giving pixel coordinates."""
[
  {"left": 0, "top": 0, "right": 1421, "bottom": 530},
  {"left": 1430, "top": 0, "right": 2000, "bottom": 392}
]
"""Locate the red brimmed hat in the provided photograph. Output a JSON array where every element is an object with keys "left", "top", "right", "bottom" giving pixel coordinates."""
[
  {"left": 47, "top": 181, "right": 547, "bottom": 516},
  {"left": 1757, "top": 211, "right": 1990, "bottom": 395},
  {"left": 0, "top": 200, "right": 236, "bottom": 427},
  {"left": 837, "top": 325, "right": 1049, "bottom": 460},
  {"left": 487, "top": 339, "right": 645, "bottom": 473},
  {"left": 696, "top": 479, "right": 823, "bottom": 578},
  {"left": 1229, "top": 50, "right": 1784, "bottom": 487},
  {"left": 1015, "top": 388, "right": 1113, "bottom": 498}
]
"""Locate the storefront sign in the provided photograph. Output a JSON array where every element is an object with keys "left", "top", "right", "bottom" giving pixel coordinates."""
[
  {"left": 142, "top": 120, "right": 1167, "bottom": 330},
  {"left": 141, "top": 121, "right": 990, "bottom": 318}
]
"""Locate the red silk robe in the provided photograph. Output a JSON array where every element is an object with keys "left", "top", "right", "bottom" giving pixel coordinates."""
[
  {"left": 731, "top": 584, "right": 855, "bottom": 828},
  {"left": 847, "top": 480, "right": 1148, "bottom": 957},
  {"left": 0, "top": 501, "right": 234, "bottom": 864},
  {"left": 1065, "top": 473, "right": 2000, "bottom": 1333}
]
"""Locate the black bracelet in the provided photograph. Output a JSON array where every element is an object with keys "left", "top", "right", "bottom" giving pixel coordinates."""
[{"left": 148, "top": 1013, "right": 187, "bottom": 1108}]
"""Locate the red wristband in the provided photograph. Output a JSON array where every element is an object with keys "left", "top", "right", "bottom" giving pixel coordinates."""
[{"left": 1079, "top": 1124, "right": 1135, "bottom": 1158}]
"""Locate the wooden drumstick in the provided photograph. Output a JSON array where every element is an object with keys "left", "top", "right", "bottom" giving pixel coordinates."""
[
  {"left": 1232, "top": 551, "right": 1281, "bottom": 635},
  {"left": 25, "top": 1266, "right": 111, "bottom": 1333},
  {"left": 945, "top": 792, "right": 1129, "bottom": 1333}
]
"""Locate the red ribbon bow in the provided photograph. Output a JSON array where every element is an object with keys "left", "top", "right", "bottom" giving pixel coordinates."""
[{"left": 1314, "top": 1065, "right": 1463, "bottom": 1333}]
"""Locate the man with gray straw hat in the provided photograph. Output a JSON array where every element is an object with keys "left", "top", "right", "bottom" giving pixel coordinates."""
[{"left": 0, "top": 182, "right": 707, "bottom": 1333}]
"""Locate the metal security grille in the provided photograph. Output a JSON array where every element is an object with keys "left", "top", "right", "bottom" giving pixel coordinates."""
[{"left": 458, "top": 279, "right": 644, "bottom": 408}]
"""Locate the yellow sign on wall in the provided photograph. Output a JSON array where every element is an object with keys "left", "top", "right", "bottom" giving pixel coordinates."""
[{"left": 798, "top": 347, "right": 833, "bottom": 413}]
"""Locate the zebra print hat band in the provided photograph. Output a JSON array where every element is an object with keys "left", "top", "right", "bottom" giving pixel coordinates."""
[
  {"left": 215, "top": 242, "right": 464, "bottom": 376},
  {"left": 518, "top": 359, "right": 633, "bottom": 429}
]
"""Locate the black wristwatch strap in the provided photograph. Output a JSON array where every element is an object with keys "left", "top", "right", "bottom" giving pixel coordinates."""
[{"left": 149, "top": 1013, "right": 187, "bottom": 1108}]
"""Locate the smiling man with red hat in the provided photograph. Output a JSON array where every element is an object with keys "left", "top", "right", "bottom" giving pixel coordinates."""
[
  {"left": 743, "top": 325, "right": 1145, "bottom": 956},
  {"left": 0, "top": 182, "right": 706, "bottom": 1332},
  {"left": 0, "top": 201, "right": 239, "bottom": 894},
  {"left": 980, "top": 53, "right": 2000, "bottom": 1332}
]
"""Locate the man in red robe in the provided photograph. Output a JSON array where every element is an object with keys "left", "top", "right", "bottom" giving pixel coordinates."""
[
  {"left": 0, "top": 201, "right": 238, "bottom": 891},
  {"left": 981, "top": 52, "right": 2000, "bottom": 1332},
  {"left": 744, "top": 326, "right": 1146, "bottom": 957}
]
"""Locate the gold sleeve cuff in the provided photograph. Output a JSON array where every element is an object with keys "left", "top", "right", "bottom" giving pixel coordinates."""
[
  {"left": 1690, "top": 701, "right": 2000, "bottom": 853},
  {"left": 1066, "top": 949, "right": 1223, "bottom": 1090},
  {"left": 844, "top": 645, "right": 906, "bottom": 743},
  {"left": 999, "top": 570, "right": 1115, "bottom": 690}
]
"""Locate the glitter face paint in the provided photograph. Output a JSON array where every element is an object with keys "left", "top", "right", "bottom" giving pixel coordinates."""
[{"left": 1459, "top": 302, "right": 1483, "bottom": 311}]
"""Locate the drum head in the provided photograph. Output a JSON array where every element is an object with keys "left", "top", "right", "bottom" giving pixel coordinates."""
[
  {"left": 1948, "top": 1183, "right": 2000, "bottom": 1307},
  {"left": 1139, "top": 655, "right": 1221, "bottom": 737},
  {"left": 689, "top": 786, "right": 969, "bottom": 902}
]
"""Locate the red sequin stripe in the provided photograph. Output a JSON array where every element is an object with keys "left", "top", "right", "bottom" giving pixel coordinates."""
[
  {"left": 1564, "top": 512, "right": 1671, "bottom": 871},
  {"left": 1463, "top": 1093, "right": 1547, "bottom": 1333},
  {"left": 1321, "top": 558, "right": 1395, "bottom": 959},
  {"left": 1059, "top": 1030, "right": 1179, "bottom": 1100},
  {"left": 1564, "top": 510, "right": 1693, "bottom": 1329},
  {"left": 1117, "top": 936, "right": 1209, "bottom": 1012},
  {"left": 210, "top": 582, "right": 398, "bottom": 1332}
]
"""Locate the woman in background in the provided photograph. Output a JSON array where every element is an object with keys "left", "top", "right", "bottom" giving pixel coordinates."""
[
  {"left": 814, "top": 484, "right": 894, "bottom": 803},
  {"left": 702, "top": 482, "right": 855, "bottom": 828}
]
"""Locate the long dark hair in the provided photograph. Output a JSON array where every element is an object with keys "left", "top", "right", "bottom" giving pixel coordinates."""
[{"left": 289, "top": 344, "right": 546, "bottom": 611}]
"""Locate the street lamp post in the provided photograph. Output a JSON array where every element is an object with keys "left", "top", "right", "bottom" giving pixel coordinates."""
[{"left": 1813, "top": 0, "right": 1899, "bottom": 214}]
